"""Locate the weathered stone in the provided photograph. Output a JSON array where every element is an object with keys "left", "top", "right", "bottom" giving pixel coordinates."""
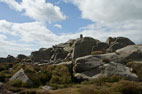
[
  {"left": 116, "top": 45, "right": 142, "bottom": 61},
  {"left": 100, "top": 53, "right": 123, "bottom": 63},
  {"left": 107, "top": 42, "right": 124, "bottom": 52},
  {"left": 0, "top": 55, "right": 15, "bottom": 63},
  {"left": 10, "top": 68, "right": 32, "bottom": 84},
  {"left": 106, "top": 37, "right": 135, "bottom": 52},
  {"left": 17, "top": 54, "right": 28, "bottom": 60},
  {"left": 57, "top": 61, "right": 73, "bottom": 73},
  {"left": 31, "top": 48, "right": 53, "bottom": 62},
  {"left": 98, "top": 62, "right": 138, "bottom": 81},
  {"left": 106, "top": 37, "right": 116, "bottom": 45},
  {"left": 0, "top": 82, "right": 12, "bottom": 94},
  {"left": 74, "top": 55, "right": 103, "bottom": 73},
  {"left": 74, "top": 54, "right": 138, "bottom": 81},
  {"left": 6, "top": 55, "right": 16, "bottom": 62},
  {"left": 75, "top": 62, "right": 138, "bottom": 81},
  {"left": 72, "top": 37, "right": 100, "bottom": 59},
  {"left": 57, "top": 39, "right": 75, "bottom": 52},
  {"left": 92, "top": 42, "right": 109, "bottom": 51},
  {"left": 0, "top": 58, "right": 7, "bottom": 63},
  {"left": 50, "top": 48, "right": 68, "bottom": 64}
]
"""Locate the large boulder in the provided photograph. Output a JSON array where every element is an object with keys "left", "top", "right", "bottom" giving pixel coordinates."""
[
  {"left": 0, "top": 55, "right": 15, "bottom": 63},
  {"left": 6, "top": 55, "right": 16, "bottom": 63},
  {"left": 50, "top": 47, "right": 68, "bottom": 64},
  {"left": 93, "top": 45, "right": 142, "bottom": 63},
  {"left": 116, "top": 44, "right": 142, "bottom": 61},
  {"left": 72, "top": 37, "right": 102, "bottom": 59},
  {"left": 10, "top": 68, "right": 32, "bottom": 84},
  {"left": 17, "top": 54, "right": 28, "bottom": 60},
  {"left": 0, "top": 58, "right": 7, "bottom": 63},
  {"left": 74, "top": 55, "right": 104, "bottom": 80},
  {"left": 92, "top": 42, "right": 108, "bottom": 51},
  {"left": 74, "top": 55, "right": 103, "bottom": 73},
  {"left": 97, "top": 62, "right": 138, "bottom": 81},
  {"left": 106, "top": 37, "right": 135, "bottom": 52},
  {"left": 51, "top": 48, "right": 68, "bottom": 60},
  {"left": 57, "top": 39, "right": 75, "bottom": 52},
  {"left": 100, "top": 53, "right": 123, "bottom": 63},
  {"left": 31, "top": 48, "right": 53, "bottom": 62},
  {"left": 74, "top": 55, "right": 138, "bottom": 81}
]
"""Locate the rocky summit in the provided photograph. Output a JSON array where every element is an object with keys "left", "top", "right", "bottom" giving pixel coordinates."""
[{"left": 0, "top": 36, "right": 142, "bottom": 94}]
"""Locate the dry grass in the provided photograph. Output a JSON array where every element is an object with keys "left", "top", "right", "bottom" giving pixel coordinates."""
[
  {"left": 127, "top": 62, "right": 142, "bottom": 80},
  {"left": 19, "top": 89, "right": 51, "bottom": 94},
  {"left": 91, "top": 51, "right": 105, "bottom": 55}
]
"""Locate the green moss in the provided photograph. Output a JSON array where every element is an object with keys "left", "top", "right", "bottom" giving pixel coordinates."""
[
  {"left": 78, "top": 80, "right": 142, "bottom": 94},
  {"left": 0, "top": 63, "right": 13, "bottom": 71},
  {"left": 10, "top": 64, "right": 23, "bottom": 74},
  {"left": 7, "top": 80, "right": 31, "bottom": 88},
  {"left": 49, "top": 65, "right": 72, "bottom": 85},
  {"left": 0, "top": 70, "right": 13, "bottom": 82},
  {"left": 112, "top": 80, "right": 142, "bottom": 94}
]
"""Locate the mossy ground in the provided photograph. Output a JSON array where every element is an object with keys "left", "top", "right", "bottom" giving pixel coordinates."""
[{"left": 0, "top": 62, "right": 142, "bottom": 94}]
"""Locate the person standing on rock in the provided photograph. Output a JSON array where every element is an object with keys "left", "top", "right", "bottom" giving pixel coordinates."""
[{"left": 80, "top": 34, "right": 83, "bottom": 39}]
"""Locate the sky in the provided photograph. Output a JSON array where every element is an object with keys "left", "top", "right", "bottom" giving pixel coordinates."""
[{"left": 0, "top": 0, "right": 142, "bottom": 57}]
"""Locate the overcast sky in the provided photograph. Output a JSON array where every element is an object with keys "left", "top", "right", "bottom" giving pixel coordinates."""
[{"left": 0, "top": 0, "right": 142, "bottom": 57}]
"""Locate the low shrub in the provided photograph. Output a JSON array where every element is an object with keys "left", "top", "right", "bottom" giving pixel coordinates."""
[
  {"left": 10, "top": 64, "right": 23, "bottom": 74},
  {"left": 7, "top": 80, "right": 31, "bottom": 88},
  {"left": 123, "top": 59, "right": 134, "bottom": 64},
  {"left": 7, "top": 86, "right": 25, "bottom": 93},
  {"left": 112, "top": 80, "right": 142, "bottom": 94},
  {"left": 39, "top": 72, "right": 51, "bottom": 85},
  {"left": 0, "top": 70, "right": 12, "bottom": 82},
  {"left": 81, "top": 76, "right": 123, "bottom": 85},
  {"left": 78, "top": 85, "right": 119, "bottom": 94},
  {"left": 127, "top": 62, "right": 142, "bottom": 81},
  {"left": 19, "top": 89, "right": 51, "bottom": 94},
  {"left": 79, "top": 80, "right": 142, "bottom": 94},
  {"left": 0, "top": 63, "right": 12, "bottom": 71},
  {"left": 49, "top": 65, "right": 72, "bottom": 85}
]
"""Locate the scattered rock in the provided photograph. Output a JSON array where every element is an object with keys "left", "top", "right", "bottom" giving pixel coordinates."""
[
  {"left": 116, "top": 44, "right": 142, "bottom": 61},
  {"left": 0, "top": 58, "right": 7, "bottom": 63},
  {"left": 75, "top": 62, "right": 138, "bottom": 81},
  {"left": 10, "top": 68, "right": 32, "bottom": 84},
  {"left": 57, "top": 39, "right": 75, "bottom": 52},
  {"left": 0, "top": 55, "right": 15, "bottom": 63},
  {"left": 106, "top": 37, "right": 135, "bottom": 52},
  {"left": 0, "top": 82, "right": 12, "bottom": 94},
  {"left": 50, "top": 48, "right": 68, "bottom": 62},
  {"left": 74, "top": 55, "right": 103, "bottom": 73},
  {"left": 6, "top": 55, "right": 16, "bottom": 62},
  {"left": 17, "top": 54, "right": 28, "bottom": 60},
  {"left": 42, "top": 85, "right": 53, "bottom": 90},
  {"left": 74, "top": 54, "right": 138, "bottom": 81},
  {"left": 31, "top": 48, "right": 53, "bottom": 62},
  {"left": 72, "top": 37, "right": 100, "bottom": 59},
  {"left": 92, "top": 42, "right": 108, "bottom": 51},
  {"left": 98, "top": 62, "right": 138, "bottom": 81}
]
